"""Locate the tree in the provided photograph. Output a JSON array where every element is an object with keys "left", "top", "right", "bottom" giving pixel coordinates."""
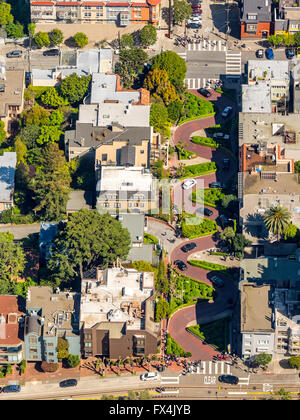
[
  {"left": 49, "top": 28, "right": 63, "bottom": 46},
  {"left": 144, "top": 68, "right": 169, "bottom": 93},
  {"left": 0, "top": 2, "right": 14, "bottom": 26},
  {"left": 18, "top": 125, "right": 40, "bottom": 149},
  {"left": 263, "top": 205, "right": 291, "bottom": 241},
  {"left": 27, "top": 23, "right": 36, "bottom": 38},
  {"left": 57, "top": 337, "right": 69, "bottom": 360},
  {"left": 167, "top": 100, "right": 183, "bottom": 122},
  {"left": 155, "top": 298, "right": 169, "bottom": 321},
  {"left": 284, "top": 223, "right": 299, "bottom": 241},
  {"left": 115, "top": 47, "right": 148, "bottom": 88},
  {"left": 73, "top": 32, "right": 88, "bottom": 48},
  {"left": 173, "top": 0, "right": 192, "bottom": 25},
  {"left": 288, "top": 355, "right": 300, "bottom": 370},
  {"left": 294, "top": 31, "right": 300, "bottom": 46},
  {"left": 154, "top": 81, "right": 180, "bottom": 105},
  {"left": 47, "top": 210, "right": 131, "bottom": 283},
  {"left": 255, "top": 352, "right": 272, "bottom": 367},
  {"left": 232, "top": 233, "right": 251, "bottom": 255},
  {"left": 139, "top": 24, "right": 157, "bottom": 47},
  {"left": 0, "top": 232, "right": 26, "bottom": 284},
  {"left": 30, "top": 143, "right": 71, "bottom": 220},
  {"left": 151, "top": 51, "right": 187, "bottom": 91},
  {"left": 220, "top": 226, "right": 235, "bottom": 243},
  {"left": 150, "top": 103, "right": 169, "bottom": 131},
  {"left": 0, "top": 120, "right": 6, "bottom": 146},
  {"left": 120, "top": 33, "right": 134, "bottom": 48},
  {"left": 34, "top": 31, "right": 50, "bottom": 48},
  {"left": 22, "top": 105, "right": 49, "bottom": 126},
  {"left": 156, "top": 259, "right": 168, "bottom": 293},
  {"left": 67, "top": 354, "right": 79, "bottom": 368},
  {"left": 41, "top": 87, "right": 65, "bottom": 108},
  {"left": 36, "top": 125, "right": 63, "bottom": 145},
  {"left": 14, "top": 137, "right": 27, "bottom": 164},
  {"left": 60, "top": 73, "right": 91, "bottom": 104},
  {"left": 6, "top": 22, "right": 24, "bottom": 38}
]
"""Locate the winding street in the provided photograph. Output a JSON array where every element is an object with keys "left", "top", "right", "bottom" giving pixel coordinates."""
[{"left": 167, "top": 89, "right": 238, "bottom": 360}]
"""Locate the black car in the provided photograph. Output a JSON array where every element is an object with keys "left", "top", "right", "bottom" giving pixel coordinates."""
[
  {"left": 223, "top": 158, "right": 230, "bottom": 170},
  {"left": 174, "top": 260, "right": 187, "bottom": 271},
  {"left": 43, "top": 49, "right": 59, "bottom": 56},
  {"left": 198, "top": 88, "right": 212, "bottom": 98},
  {"left": 209, "top": 182, "right": 222, "bottom": 188},
  {"left": 181, "top": 242, "right": 197, "bottom": 253},
  {"left": 218, "top": 375, "right": 239, "bottom": 385},
  {"left": 6, "top": 50, "right": 22, "bottom": 58},
  {"left": 1, "top": 384, "right": 21, "bottom": 393},
  {"left": 59, "top": 379, "right": 78, "bottom": 388},
  {"left": 204, "top": 208, "right": 213, "bottom": 217},
  {"left": 286, "top": 48, "right": 295, "bottom": 59},
  {"left": 211, "top": 275, "right": 225, "bottom": 288}
]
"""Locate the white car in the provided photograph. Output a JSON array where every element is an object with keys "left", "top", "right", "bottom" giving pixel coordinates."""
[
  {"left": 140, "top": 372, "right": 160, "bottom": 381},
  {"left": 221, "top": 106, "right": 233, "bottom": 118},
  {"left": 213, "top": 132, "right": 230, "bottom": 140},
  {"left": 182, "top": 179, "right": 196, "bottom": 190}
]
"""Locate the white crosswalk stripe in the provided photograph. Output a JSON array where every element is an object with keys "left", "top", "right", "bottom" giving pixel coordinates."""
[
  {"left": 225, "top": 51, "right": 242, "bottom": 75},
  {"left": 238, "top": 376, "right": 250, "bottom": 385},
  {"left": 184, "top": 77, "right": 222, "bottom": 90},
  {"left": 177, "top": 52, "right": 187, "bottom": 61},
  {"left": 161, "top": 376, "right": 180, "bottom": 385},
  {"left": 179, "top": 361, "right": 231, "bottom": 376},
  {"left": 187, "top": 40, "right": 227, "bottom": 52}
]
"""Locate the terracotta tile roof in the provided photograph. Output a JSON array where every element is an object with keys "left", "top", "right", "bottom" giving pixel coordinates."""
[{"left": 0, "top": 295, "right": 24, "bottom": 345}]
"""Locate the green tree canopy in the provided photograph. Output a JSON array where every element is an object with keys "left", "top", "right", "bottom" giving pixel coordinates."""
[
  {"left": 36, "top": 125, "right": 63, "bottom": 145},
  {"left": 14, "top": 136, "right": 27, "bottom": 164},
  {"left": 41, "top": 87, "right": 66, "bottom": 108},
  {"left": 0, "top": 2, "right": 14, "bottom": 26},
  {"left": 73, "top": 32, "right": 88, "bottom": 48},
  {"left": 47, "top": 210, "right": 131, "bottom": 283},
  {"left": 27, "top": 23, "right": 36, "bottom": 38},
  {"left": 49, "top": 28, "right": 63, "bottom": 46},
  {"left": 263, "top": 205, "right": 291, "bottom": 241},
  {"left": 294, "top": 31, "right": 300, "bottom": 46},
  {"left": 167, "top": 100, "right": 183, "bottom": 122},
  {"left": 0, "top": 120, "right": 6, "bottom": 146},
  {"left": 139, "top": 24, "right": 157, "bottom": 47},
  {"left": 0, "top": 232, "right": 26, "bottom": 286},
  {"left": 67, "top": 354, "right": 80, "bottom": 368},
  {"left": 288, "top": 355, "right": 300, "bottom": 370},
  {"left": 59, "top": 73, "right": 91, "bottom": 104},
  {"left": 120, "top": 33, "right": 134, "bottom": 48},
  {"left": 22, "top": 105, "right": 50, "bottom": 126},
  {"left": 115, "top": 47, "right": 148, "bottom": 88},
  {"left": 34, "top": 31, "right": 50, "bottom": 48},
  {"left": 150, "top": 103, "right": 169, "bottom": 130},
  {"left": 6, "top": 22, "right": 24, "bottom": 38},
  {"left": 255, "top": 352, "right": 272, "bottom": 366},
  {"left": 173, "top": 0, "right": 192, "bottom": 25},
  {"left": 18, "top": 125, "right": 40, "bottom": 149},
  {"left": 151, "top": 51, "right": 187, "bottom": 91}
]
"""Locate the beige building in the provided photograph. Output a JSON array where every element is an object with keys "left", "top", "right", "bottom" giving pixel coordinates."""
[
  {"left": 0, "top": 152, "right": 17, "bottom": 213},
  {"left": 0, "top": 70, "right": 25, "bottom": 133}
]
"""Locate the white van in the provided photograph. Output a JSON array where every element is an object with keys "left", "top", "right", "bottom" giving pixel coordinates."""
[{"left": 140, "top": 372, "right": 160, "bottom": 381}]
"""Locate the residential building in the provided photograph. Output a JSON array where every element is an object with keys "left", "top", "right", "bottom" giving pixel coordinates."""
[
  {"left": 0, "top": 295, "right": 25, "bottom": 365},
  {"left": 96, "top": 165, "right": 158, "bottom": 213},
  {"left": 240, "top": 0, "right": 272, "bottom": 39},
  {"left": 31, "top": 49, "right": 113, "bottom": 87},
  {"left": 29, "top": 0, "right": 161, "bottom": 26},
  {"left": 240, "top": 283, "right": 275, "bottom": 358},
  {"left": 80, "top": 265, "right": 160, "bottom": 359},
  {"left": 114, "top": 213, "right": 154, "bottom": 263},
  {"left": 274, "top": 0, "right": 300, "bottom": 35},
  {"left": 39, "top": 222, "right": 58, "bottom": 262},
  {"left": 242, "top": 60, "right": 290, "bottom": 113},
  {"left": 0, "top": 70, "right": 25, "bottom": 133},
  {"left": 24, "top": 286, "right": 80, "bottom": 363},
  {"left": 0, "top": 152, "right": 17, "bottom": 213},
  {"left": 292, "top": 75, "right": 300, "bottom": 113},
  {"left": 66, "top": 190, "right": 94, "bottom": 215}
]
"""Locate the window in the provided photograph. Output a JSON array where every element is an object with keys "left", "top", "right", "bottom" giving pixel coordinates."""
[
  {"left": 47, "top": 343, "right": 54, "bottom": 347},
  {"left": 247, "top": 13, "right": 257, "bottom": 20},
  {"left": 102, "top": 154, "right": 108, "bottom": 161},
  {"left": 85, "top": 342, "right": 92, "bottom": 347},
  {"left": 140, "top": 150, "right": 144, "bottom": 154},
  {"left": 84, "top": 5, "right": 91, "bottom": 9},
  {"left": 85, "top": 333, "right": 92, "bottom": 340},
  {"left": 103, "top": 203, "right": 110, "bottom": 208},
  {"left": 114, "top": 203, "right": 121, "bottom": 208},
  {"left": 84, "top": 12, "right": 91, "bottom": 17},
  {"left": 29, "top": 337, "right": 37, "bottom": 345},
  {"left": 246, "top": 24, "right": 257, "bottom": 33}
]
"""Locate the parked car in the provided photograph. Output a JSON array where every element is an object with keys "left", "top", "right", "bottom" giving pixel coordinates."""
[
  {"left": 221, "top": 106, "right": 233, "bottom": 118},
  {"left": 204, "top": 208, "right": 213, "bottom": 217},
  {"left": 181, "top": 242, "right": 197, "bottom": 253},
  {"left": 218, "top": 375, "right": 239, "bottom": 385},
  {"left": 6, "top": 50, "right": 22, "bottom": 58},
  {"left": 197, "top": 88, "right": 212, "bottom": 98},
  {"left": 140, "top": 372, "right": 160, "bottom": 381},
  {"left": 59, "top": 379, "right": 78, "bottom": 388},
  {"left": 1, "top": 384, "right": 21, "bottom": 393},
  {"left": 174, "top": 260, "right": 188, "bottom": 271},
  {"left": 211, "top": 275, "right": 225, "bottom": 288},
  {"left": 187, "top": 22, "right": 202, "bottom": 28},
  {"left": 192, "top": 8, "right": 202, "bottom": 13},
  {"left": 209, "top": 182, "right": 222, "bottom": 188},
  {"left": 182, "top": 179, "right": 196, "bottom": 190},
  {"left": 286, "top": 48, "right": 295, "bottom": 59},
  {"left": 256, "top": 49, "right": 264, "bottom": 58},
  {"left": 213, "top": 132, "right": 230, "bottom": 140},
  {"left": 265, "top": 48, "right": 274, "bottom": 59},
  {"left": 43, "top": 49, "right": 59, "bottom": 56},
  {"left": 218, "top": 214, "right": 229, "bottom": 228},
  {"left": 223, "top": 158, "right": 230, "bottom": 170}
]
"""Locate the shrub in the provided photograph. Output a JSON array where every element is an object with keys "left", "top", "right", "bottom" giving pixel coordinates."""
[
  {"left": 166, "top": 334, "right": 189, "bottom": 356},
  {"left": 188, "top": 260, "right": 228, "bottom": 271},
  {"left": 41, "top": 361, "right": 59, "bottom": 372},
  {"left": 182, "top": 217, "right": 217, "bottom": 239},
  {"left": 191, "top": 136, "right": 219, "bottom": 148},
  {"left": 288, "top": 356, "right": 300, "bottom": 370},
  {"left": 181, "top": 162, "right": 216, "bottom": 179}
]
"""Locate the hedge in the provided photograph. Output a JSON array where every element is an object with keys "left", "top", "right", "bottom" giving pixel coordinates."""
[
  {"left": 181, "top": 216, "right": 217, "bottom": 239},
  {"left": 166, "top": 334, "right": 191, "bottom": 357},
  {"left": 144, "top": 233, "right": 159, "bottom": 244},
  {"left": 191, "top": 188, "right": 224, "bottom": 207},
  {"left": 190, "top": 136, "right": 219, "bottom": 148},
  {"left": 180, "top": 162, "right": 217, "bottom": 180},
  {"left": 188, "top": 260, "right": 228, "bottom": 271}
]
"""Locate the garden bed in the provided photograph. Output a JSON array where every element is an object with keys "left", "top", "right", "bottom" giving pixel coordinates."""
[
  {"left": 181, "top": 216, "right": 217, "bottom": 239},
  {"left": 191, "top": 188, "right": 224, "bottom": 207},
  {"left": 187, "top": 260, "right": 228, "bottom": 271},
  {"left": 190, "top": 136, "right": 219, "bottom": 148},
  {"left": 187, "top": 318, "right": 230, "bottom": 352},
  {"left": 180, "top": 162, "right": 217, "bottom": 180}
]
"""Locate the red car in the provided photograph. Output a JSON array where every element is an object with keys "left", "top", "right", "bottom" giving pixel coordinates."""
[{"left": 192, "top": 9, "right": 202, "bottom": 13}]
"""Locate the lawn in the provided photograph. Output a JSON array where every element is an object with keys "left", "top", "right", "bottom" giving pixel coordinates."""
[
  {"left": 166, "top": 334, "right": 191, "bottom": 357},
  {"left": 187, "top": 260, "right": 228, "bottom": 271},
  {"left": 190, "top": 136, "right": 219, "bottom": 148},
  {"left": 179, "top": 92, "right": 215, "bottom": 125},
  {"left": 191, "top": 188, "right": 225, "bottom": 207},
  {"left": 180, "top": 162, "right": 217, "bottom": 180},
  {"left": 181, "top": 216, "right": 217, "bottom": 239},
  {"left": 187, "top": 318, "right": 230, "bottom": 352},
  {"left": 144, "top": 233, "right": 159, "bottom": 245}
]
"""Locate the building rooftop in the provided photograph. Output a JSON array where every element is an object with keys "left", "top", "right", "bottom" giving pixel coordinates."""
[
  {"left": 243, "top": 172, "right": 300, "bottom": 195},
  {"left": 247, "top": 60, "right": 289, "bottom": 83},
  {"left": 0, "top": 295, "right": 24, "bottom": 345},
  {"left": 26, "top": 286, "right": 80, "bottom": 338},
  {"left": 241, "top": 0, "right": 272, "bottom": 22},
  {"left": 0, "top": 152, "right": 17, "bottom": 202},
  {"left": 0, "top": 71, "right": 24, "bottom": 117},
  {"left": 80, "top": 267, "right": 155, "bottom": 330},
  {"left": 240, "top": 283, "right": 274, "bottom": 332},
  {"left": 66, "top": 190, "right": 94, "bottom": 213},
  {"left": 242, "top": 84, "right": 271, "bottom": 113}
]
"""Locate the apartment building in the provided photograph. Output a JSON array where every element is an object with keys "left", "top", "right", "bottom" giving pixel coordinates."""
[
  {"left": 274, "top": 0, "right": 300, "bottom": 35},
  {"left": 30, "top": 0, "right": 161, "bottom": 26},
  {"left": 0, "top": 70, "right": 25, "bottom": 134},
  {"left": 242, "top": 60, "right": 290, "bottom": 113},
  {"left": 24, "top": 286, "right": 80, "bottom": 363},
  {"left": 0, "top": 296, "right": 25, "bottom": 365},
  {"left": 96, "top": 165, "right": 158, "bottom": 213},
  {"left": 80, "top": 266, "right": 160, "bottom": 359},
  {"left": 0, "top": 152, "right": 17, "bottom": 214},
  {"left": 240, "top": 0, "right": 272, "bottom": 39}
]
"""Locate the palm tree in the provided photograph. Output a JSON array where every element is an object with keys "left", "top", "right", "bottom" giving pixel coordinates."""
[{"left": 263, "top": 205, "right": 291, "bottom": 241}]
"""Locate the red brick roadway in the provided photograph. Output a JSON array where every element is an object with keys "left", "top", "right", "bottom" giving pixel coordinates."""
[{"left": 168, "top": 89, "right": 236, "bottom": 361}]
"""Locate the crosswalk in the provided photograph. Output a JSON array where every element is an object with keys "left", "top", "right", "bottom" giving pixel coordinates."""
[
  {"left": 187, "top": 40, "right": 227, "bottom": 52},
  {"left": 179, "top": 361, "right": 231, "bottom": 376},
  {"left": 225, "top": 51, "right": 242, "bottom": 75},
  {"left": 184, "top": 77, "right": 220, "bottom": 90},
  {"left": 161, "top": 376, "right": 180, "bottom": 385}
]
